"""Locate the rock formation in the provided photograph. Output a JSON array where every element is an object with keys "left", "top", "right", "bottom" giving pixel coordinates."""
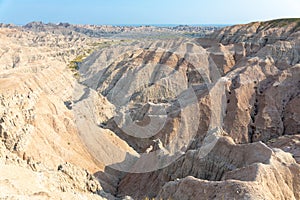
[{"left": 0, "top": 19, "right": 300, "bottom": 199}]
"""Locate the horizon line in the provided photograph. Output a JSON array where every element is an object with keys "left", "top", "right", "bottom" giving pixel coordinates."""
[{"left": 3, "top": 21, "right": 233, "bottom": 27}]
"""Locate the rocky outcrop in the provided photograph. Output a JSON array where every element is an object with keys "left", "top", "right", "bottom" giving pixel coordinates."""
[
  {"left": 205, "top": 19, "right": 300, "bottom": 144},
  {"left": 117, "top": 134, "right": 300, "bottom": 199},
  {"left": 0, "top": 141, "right": 112, "bottom": 199},
  {"left": 0, "top": 25, "right": 134, "bottom": 199},
  {"left": 210, "top": 19, "right": 300, "bottom": 47},
  {"left": 0, "top": 91, "right": 36, "bottom": 152},
  {"left": 77, "top": 19, "right": 300, "bottom": 199},
  {"left": 21, "top": 21, "right": 219, "bottom": 38},
  {"left": 157, "top": 147, "right": 300, "bottom": 200},
  {"left": 268, "top": 134, "right": 300, "bottom": 163},
  {"left": 79, "top": 38, "right": 221, "bottom": 156},
  {"left": 0, "top": 26, "right": 105, "bottom": 172}
]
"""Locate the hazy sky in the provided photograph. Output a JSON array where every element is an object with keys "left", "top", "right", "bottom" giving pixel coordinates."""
[{"left": 0, "top": 0, "right": 299, "bottom": 25}]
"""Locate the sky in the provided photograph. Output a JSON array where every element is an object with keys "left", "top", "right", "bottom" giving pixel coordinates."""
[{"left": 0, "top": 0, "right": 300, "bottom": 25}]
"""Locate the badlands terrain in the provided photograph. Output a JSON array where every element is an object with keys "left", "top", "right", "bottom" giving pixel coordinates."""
[{"left": 0, "top": 19, "right": 300, "bottom": 199}]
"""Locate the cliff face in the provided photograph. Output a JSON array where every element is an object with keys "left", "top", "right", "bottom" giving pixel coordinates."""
[
  {"left": 0, "top": 19, "right": 300, "bottom": 200},
  {"left": 207, "top": 19, "right": 300, "bottom": 144}
]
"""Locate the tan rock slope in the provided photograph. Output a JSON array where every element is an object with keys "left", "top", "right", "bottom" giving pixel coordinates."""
[
  {"left": 80, "top": 19, "right": 300, "bottom": 199},
  {"left": 0, "top": 19, "right": 300, "bottom": 199},
  {"left": 0, "top": 26, "right": 129, "bottom": 199}
]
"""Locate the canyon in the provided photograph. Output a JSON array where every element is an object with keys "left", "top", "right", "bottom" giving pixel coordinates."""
[{"left": 0, "top": 19, "right": 300, "bottom": 199}]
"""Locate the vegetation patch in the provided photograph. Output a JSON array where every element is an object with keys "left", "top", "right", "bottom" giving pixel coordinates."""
[
  {"left": 68, "top": 40, "right": 126, "bottom": 78},
  {"left": 68, "top": 54, "right": 86, "bottom": 70}
]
